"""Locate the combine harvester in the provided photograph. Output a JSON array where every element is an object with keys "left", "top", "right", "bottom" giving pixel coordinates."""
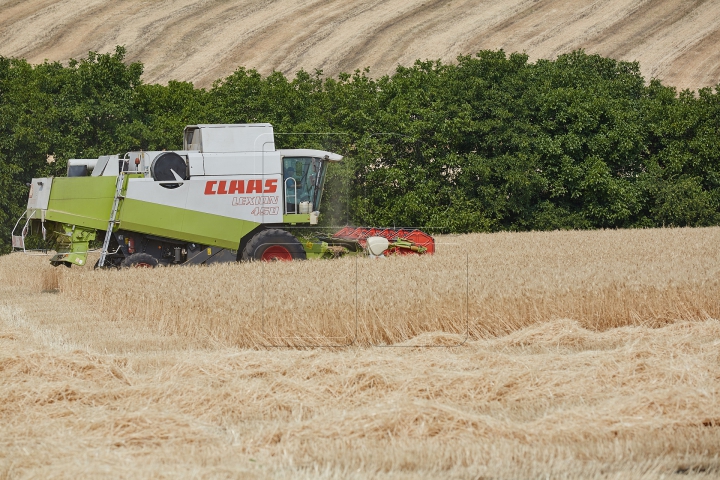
[{"left": 12, "top": 124, "right": 434, "bottom": 268}]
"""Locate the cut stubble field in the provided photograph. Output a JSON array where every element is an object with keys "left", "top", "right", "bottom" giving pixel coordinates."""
[
  {"left": 2, "top": 0, "right": 720, "bottom": 91},
  {"left": 1, "top": 228, "right": 719, "bottom": 478}
]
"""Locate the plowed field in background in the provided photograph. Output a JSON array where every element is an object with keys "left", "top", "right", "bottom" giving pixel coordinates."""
[
  {"left": 2, "top": 228, "right": 720, "bottom": 478},
  {"left": 1, "top": 0, "right": 719, "bottom": 90}
]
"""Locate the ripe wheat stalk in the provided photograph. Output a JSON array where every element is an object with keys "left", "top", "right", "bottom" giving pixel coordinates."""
[
  {"left": 1, "top": 227, "right": 719, "bottom": 478},
  {"left": 14, "top": 227, "right": 717, "bottom": 348}
]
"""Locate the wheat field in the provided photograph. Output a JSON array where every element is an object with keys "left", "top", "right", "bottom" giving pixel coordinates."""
[{"left": 1, "top": 228, "right": 719, "bottom": 478}]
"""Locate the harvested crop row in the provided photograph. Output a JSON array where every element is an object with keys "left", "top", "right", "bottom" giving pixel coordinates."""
[
  {"left": 1, "top": 227, "right": 719, "bottom": 478},
  {"left": 1, "top": 312, "right": 718, "bottom": 478}
]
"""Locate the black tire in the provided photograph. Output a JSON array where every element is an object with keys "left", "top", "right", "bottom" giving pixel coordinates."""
[
  {"left": 241, "top": 229, "right": 306, "bottom": 261},
  {"left": 121, "top": 253, "right": 159, "bottom": 268}
]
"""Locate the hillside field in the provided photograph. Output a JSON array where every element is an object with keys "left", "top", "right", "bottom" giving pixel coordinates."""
[
  {"left": 1, "top": 227, "right": 720, "bottom": 478},
  {"left": 1, "top": 0, "right": 720, "bottom": 91}
]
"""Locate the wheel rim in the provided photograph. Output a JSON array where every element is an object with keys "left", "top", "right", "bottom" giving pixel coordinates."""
[
  {"left": 135, "top": 262, "right": 154, "bottom": 268},
  {"left": 261, "top": 245, "right": 293, "bottom": 261}
]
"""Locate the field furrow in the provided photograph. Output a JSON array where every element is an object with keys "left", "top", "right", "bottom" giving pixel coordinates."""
[{"left": 1, "top": 0, "right": 719, "bottom": 90}]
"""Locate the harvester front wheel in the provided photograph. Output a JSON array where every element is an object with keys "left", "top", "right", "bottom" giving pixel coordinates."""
[
  {"left": 242, "top": 229, "right": 306, "bottom": 262},
  {"left": 121, "top": 253, "right": 159, "bottom": 268}
]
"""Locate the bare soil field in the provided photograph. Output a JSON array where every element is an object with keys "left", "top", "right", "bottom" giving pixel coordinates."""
[
  {"left": 1, "top": 228, "right": 720, "bottom": 478},
  {"left": 1, "top": 0, "right": 719, "bottom": 91}
]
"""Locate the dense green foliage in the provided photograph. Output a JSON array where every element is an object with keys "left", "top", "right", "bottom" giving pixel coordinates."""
[{"left": 1, "top": 46, "right": 719, "bottom": 252}]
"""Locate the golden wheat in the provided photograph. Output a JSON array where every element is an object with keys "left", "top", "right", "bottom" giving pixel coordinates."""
[{"left": 1, "top": 227, "right": 719, "bottom": 478}]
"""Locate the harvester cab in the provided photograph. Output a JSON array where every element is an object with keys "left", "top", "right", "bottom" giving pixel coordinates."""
[{"left": 12, "top": 123, "right": 434, "bottom": 268}]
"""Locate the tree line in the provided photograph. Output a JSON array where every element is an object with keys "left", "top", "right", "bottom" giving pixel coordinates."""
[{"left": 1, "top": 46, "right": 719, "bottom": 253}]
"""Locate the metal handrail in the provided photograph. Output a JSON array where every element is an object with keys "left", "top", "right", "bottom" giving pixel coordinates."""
[
  {"left": 10, "top": 210, "right": 51, "bottom": 256},
  {"left": 10, "top": 210, "right": 30, "bottom": 241},
  {"left": 10, "top": 208, "right": 122, "bottom": 258},
  {"left": 284, "top": 177, "right": 297, "bottom": 214}
]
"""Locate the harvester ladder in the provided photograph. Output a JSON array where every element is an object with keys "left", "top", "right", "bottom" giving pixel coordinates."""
[{"left": 98, "top": 171, "right": 126, "bottom": 267}]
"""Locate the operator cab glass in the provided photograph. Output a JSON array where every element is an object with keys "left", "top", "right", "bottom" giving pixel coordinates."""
[
  {"left": 184, "top": 128, "right": 202, "bottom": 151},
  {"left": 283, "top": 157, "right": 327, "bottom": 214}
]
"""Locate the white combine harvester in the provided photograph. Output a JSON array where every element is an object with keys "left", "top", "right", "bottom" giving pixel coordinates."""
[{"left": 12, "top": 123, "right": 434, "bottom": 267}]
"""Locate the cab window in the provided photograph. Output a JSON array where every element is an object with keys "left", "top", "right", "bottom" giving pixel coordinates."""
[
  {"left": 184, "top": 128, "right": 202, "bottom": 151},
  {"left": 283, "top": 156, "right": 326, "bottom": 214}
]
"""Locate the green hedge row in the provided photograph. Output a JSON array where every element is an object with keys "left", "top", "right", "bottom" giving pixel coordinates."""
[{"left": 2, "top": 46, "right": 719, "bottom": 252}]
